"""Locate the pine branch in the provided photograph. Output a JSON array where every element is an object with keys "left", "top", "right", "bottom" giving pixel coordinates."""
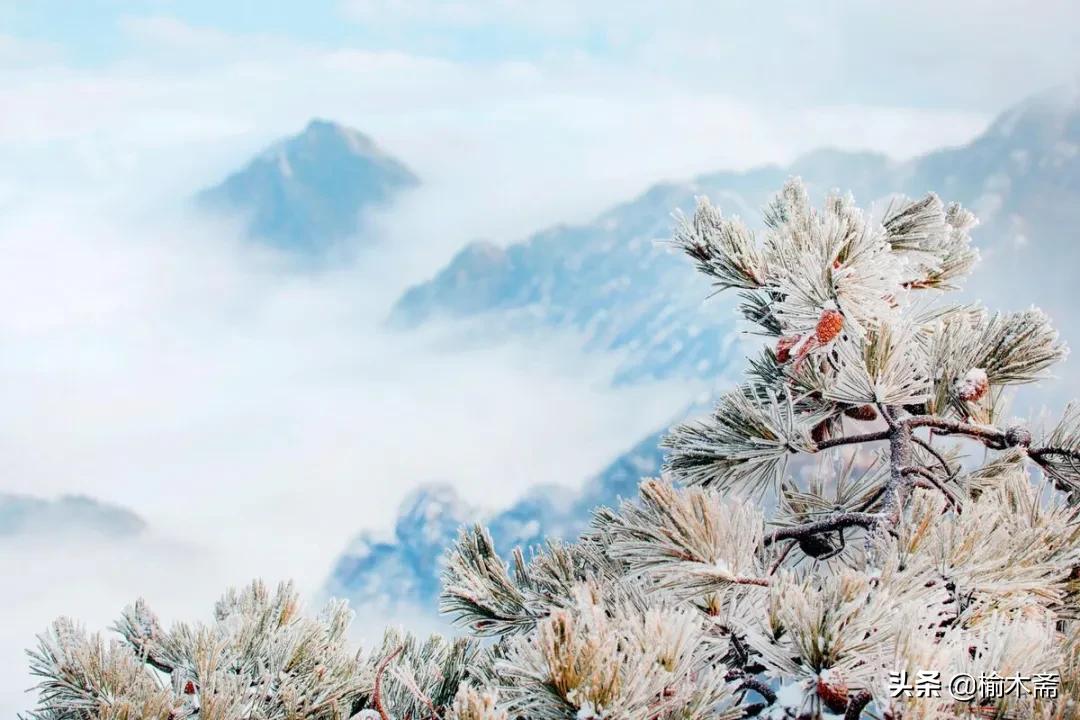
[
  {"left": 762, "top": 512, "right": 883, "bottom": 546},
  {"left": 843, "top": 689, "right": 873, "bottom": 720},
  {"left": 725, "top": 669, "right": 777, "bottom": 705},
  {"left": 901, "top": 466, "right": 961, "bottom": 512},
  {"left": 905, "top": 415, "right": 1008, "bottom": 447},
  {"left": 767, "top": 541, "right": 796, "bottom": 575},
  {"left": 814, "top": 429, "right": 891, "bottom": 450},
  {"left": 672, "top": 198, "right": 766, "bottom": 291},
  {"left": 911, "top": 435, "right": 958, "bottom": 483},
  {"left": 373, "top": 645, "right": 405, "bottom": 720},
  {"left": 663, "top": 386, "right": 814, "bottom": 492},
  {"left": 441, "top": 526, "right": 536, "bottom": 636}
]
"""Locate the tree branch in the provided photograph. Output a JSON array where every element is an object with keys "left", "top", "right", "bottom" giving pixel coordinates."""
[
  {"left": 125, "top": 636, "right": 175, "bottom": 676},
  {"left": 844, "top": 690, "right": 873, "bottom": 720},
  {"left": 905, "top": 416, "right": 1006, "bottom": 448},
  {"left": 768, "top": 540, "right": 796, "bottom": 575},
  {"left": 912, "top": 435, "right": 959, "bottom": 483},
  {"left": 814, "top": 429, "right": 891, "bottom": 451},
  {"left": 877, "top": 402, "right": 899, "bottom": 431},
  {"left": 373, "top": 644, "right": 404, "bottom": 720},
  {"left": 1029, "top": 446, "right": 1080, "bottom": 464},
  {"left": 726, "top": 669, "right": 777, "bottom": 705},
  {"left": 763, "top": 512, "right": 883, "bottom": 546},
  {"left": 879, "top": 418, "right": 913, "bottom": 524},
  {"left": 1029, "top": 446, "right": 1080, "bottom": 492},
  {"left": 903, "top": 466, "right": 962, "bottom": 512}
]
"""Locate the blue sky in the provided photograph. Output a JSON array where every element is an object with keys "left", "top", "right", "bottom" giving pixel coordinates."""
[
  {"left": 7, "top": 1, "right": 1079, "bottom": 108},
  {"left": 5, "top": 1, "right": 631, "bottom": 66}
]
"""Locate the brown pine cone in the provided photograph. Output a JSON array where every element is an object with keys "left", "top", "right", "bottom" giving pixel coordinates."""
[
  {"left": 816, "top": 670, "right": 849, "bottom": 714},
  {"left": 844, "top": 404, "right": 878, "bottom": 422},
  {"left": 815, "top": 308, "right": 844, "bottom": 344}
]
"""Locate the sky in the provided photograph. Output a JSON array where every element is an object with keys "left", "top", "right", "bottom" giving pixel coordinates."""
[{"left": 1, "top": 1, "right": 1079, "bottom": 715}]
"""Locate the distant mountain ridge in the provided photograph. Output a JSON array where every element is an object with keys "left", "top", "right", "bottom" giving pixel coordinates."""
[
  {"left": 0, "top": 494, "right": 145, "bottom": 538},
  {"left": 197, "top": 119, "right": 418, "bottom": 252},
  {"left": 326, "top": 85, "right": 1080, "bottom": 619}
]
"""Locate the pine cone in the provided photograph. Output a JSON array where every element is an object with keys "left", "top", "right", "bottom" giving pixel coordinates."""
[
  {"left": 776, "top": 334, "right": 801, "bottom": 363},
  {"left": 844, "top": 404, "right": 878, "bottom": 422},
  {"left": 815, "top": 309, "right": 844, "bottom": 344},
  {"left": 816, "top": 669, "right": 849, "bottom": 714},
  {"left": 799, "top": 532, "right": 840, "bottom": 558},
  {"left": 954, "top": 368, "right": 989, "bottom": 402}
]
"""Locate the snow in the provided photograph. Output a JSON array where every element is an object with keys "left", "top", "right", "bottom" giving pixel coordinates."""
[{"left": 276, "top": 152, "right": 293, "bottom": 178}]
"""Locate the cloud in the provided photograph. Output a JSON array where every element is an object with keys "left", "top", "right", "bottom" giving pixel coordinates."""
[
  {"left": 0, "top": 33, "right": 60, "bottom": 68},
  {"left": 336, "top": 0, "right": 1080, "bottom": 112}
]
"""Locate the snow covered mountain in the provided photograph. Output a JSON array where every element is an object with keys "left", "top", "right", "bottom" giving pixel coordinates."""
[
  {"left": 391, "top": 85, "right": 1080, "bottom": 383},
  {"left": 197, "top": 119, "right": 419, "bottom": 252},
  {"left": 0, "top": 494, "right": 145, "bottom": 538},
  {"left": 324, "top": 430, "right": 666, "bottom": 614},
  {"left": 328, "top": 85, "right": 1080, "bottom": 618}
]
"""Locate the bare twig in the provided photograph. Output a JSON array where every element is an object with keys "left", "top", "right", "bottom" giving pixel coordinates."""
[
  {"left": 905, "top": 416, "right": 1006, "bottom": 448},
  {"left": 844, "top": 689, "right": 873, "bottom": 719},
  {"left": 131, "top": 646, "right": 174, "bottom": 675},
  {"left": 814, "top": 429, "right": 891, "bottom": 451},
  {"left": 373, "top": 644, "right": 404, "bottom": 720},
  {"left": 903, "top": 466, "right": 962, "bottom": 512},
  {"left": 726, "top": 669, "right": 777, "bottom": 705},
  {"left": 877, "top": 402, "right": 899, "bottom": 431},
  {"left": 768, "top": 540, "right": 796, "bottom": 575},
  {"left": 1030, "top": 446, "right": 1080, "bottom": 464},
  {"left": 1029, "top": 446, "right": 1080, "bottom": 492},
  {"left": 912, "top": 435, "right": 959, "bottom": 483}
]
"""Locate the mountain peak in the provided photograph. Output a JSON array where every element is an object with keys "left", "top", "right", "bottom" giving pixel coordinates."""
[
  {"left": 287, "top": 118, "right": 378, "bottom": 154},
  {"left": 985, "top": 83, "right": 1080, "bottom": 142},
  {"left": 197, "top": 119, "right": 419, "bottom": 253},
  {"left": 305, "top": 117, "right": 340, "bottom": 132},
  {"left": 0, "top": 493, "right": 145, "bottom": 538}
]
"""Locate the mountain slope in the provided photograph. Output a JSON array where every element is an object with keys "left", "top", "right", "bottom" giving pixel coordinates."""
[{"left": 198, "top": 119, "right": 419, "bottom": 252}]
